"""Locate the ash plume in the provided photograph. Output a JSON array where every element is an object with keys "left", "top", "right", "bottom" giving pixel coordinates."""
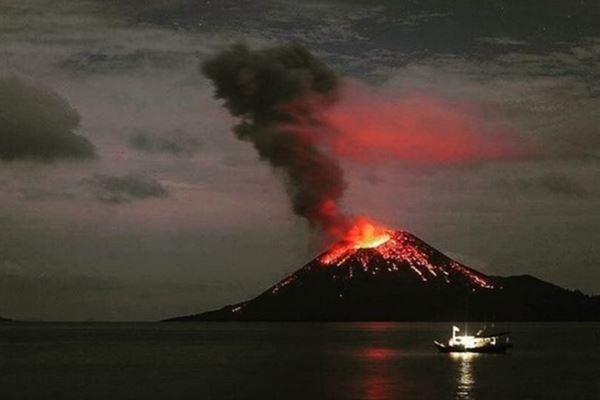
[
  {"left": 201, "top": 43, "right": 347, "bottom": 234},
  {"left": 202, "top": 43, "right": 528, "bottom": 238}
]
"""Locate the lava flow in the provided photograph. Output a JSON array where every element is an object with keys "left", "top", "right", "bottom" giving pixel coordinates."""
[
  {"left": 319, "top": 218, "right": 393, "bottom": 264},
  {"left": 317, "top": 218, "right": 494, "bottom": 289}
]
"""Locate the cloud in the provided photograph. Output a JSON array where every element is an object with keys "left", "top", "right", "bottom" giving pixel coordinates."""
[
  {"left": 128, "top": 128, "right": 202, "bottom": 156},
  {"left": 372, "top": 53, "right": 600, "bottom": 161},
  {"left": 85, "top": 174, "right": 169, "bottom": 204},
  {"left": 0, "top": 76, "right": 95, "bottom": 162}
]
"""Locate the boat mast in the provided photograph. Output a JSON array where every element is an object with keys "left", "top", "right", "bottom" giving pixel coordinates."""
[{"left": 464, "top": 293, "right": 470, "bottom": 335}]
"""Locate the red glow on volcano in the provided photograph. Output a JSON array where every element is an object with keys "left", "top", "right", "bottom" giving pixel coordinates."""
[
  {"left": 315, "top": 220, "right": 495, "bottom": 289},
  {"left": 320, "top": 218, "right": 393, "bottom": 264},
  {"left": 347, "top": 220, "right": 392, "bottom": 249}
]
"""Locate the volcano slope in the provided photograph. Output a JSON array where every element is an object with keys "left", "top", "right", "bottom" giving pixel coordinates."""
[{"left": 168, "top": 230, "right": 600, "bottom": 321}]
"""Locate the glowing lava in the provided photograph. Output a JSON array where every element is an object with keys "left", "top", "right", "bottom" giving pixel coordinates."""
[
  {"left": 315, "top": 220, "right": 495, "bottom": 289},
  {"left": 320, "top": 218, "right": 392, "bottom": 264}
]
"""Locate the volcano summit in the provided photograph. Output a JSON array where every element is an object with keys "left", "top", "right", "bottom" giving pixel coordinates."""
[{"left": 169, "top": 225, "right": 600, "bottom": 322}]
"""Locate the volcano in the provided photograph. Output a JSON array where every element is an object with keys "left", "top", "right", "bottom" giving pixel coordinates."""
[{"left": 169, "top": 226, "right": 600, "bottom": 322}]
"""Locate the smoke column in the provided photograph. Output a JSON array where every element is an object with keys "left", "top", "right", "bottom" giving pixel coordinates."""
[
  {"left": 203, "top": 43, "right": 527, "bottom": 238},
  {"left": 202, "top": 43, "right": 348, "bottom": 235}
]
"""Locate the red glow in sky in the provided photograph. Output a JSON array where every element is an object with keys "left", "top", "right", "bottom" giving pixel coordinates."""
[
  {"left": 282, "top": 79, "right": 533, "bottom": 243},
  {"left": 304, "top": 81, "right": 530, "bottom": 167}
]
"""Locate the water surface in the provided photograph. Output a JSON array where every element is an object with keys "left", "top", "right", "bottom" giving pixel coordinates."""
[{"left": 1, "top": 322, "right": 598, "bottom": 399}]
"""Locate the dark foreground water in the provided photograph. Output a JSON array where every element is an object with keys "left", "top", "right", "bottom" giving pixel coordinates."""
[{"left": 1, "top": 322, "right": 599, "bottom": 400}]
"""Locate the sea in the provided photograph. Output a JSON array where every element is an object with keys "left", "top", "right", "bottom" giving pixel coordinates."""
[{"left": 1, "top": 322, "right": 599, "bottom": 400}]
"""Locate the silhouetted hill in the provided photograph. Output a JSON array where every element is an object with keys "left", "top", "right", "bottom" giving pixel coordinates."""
[{"left": 167, "top": 231, "right": 600, "bottom": 322}]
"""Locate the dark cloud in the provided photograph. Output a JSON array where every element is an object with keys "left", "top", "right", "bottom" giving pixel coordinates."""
[
  {"left": 202, "top": 42, "right": 347, "bottom": 233},
  {"left": 85, "top": 174, "right": 169, "bottom": 204},
  {"left": 0, "top": 76, "right": 95, "bottom": 161},
  {"left": 128, "top": 129, "right": 202, "bottom": 156}
]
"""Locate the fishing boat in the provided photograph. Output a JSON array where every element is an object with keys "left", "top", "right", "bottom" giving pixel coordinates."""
[{"left": 434, "top": 326, "right": 512, "bottom": 353}]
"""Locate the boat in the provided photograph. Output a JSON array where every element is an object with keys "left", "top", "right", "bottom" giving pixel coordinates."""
[{"left": 434, "top": 325, "right": 512, "bottom": 353}]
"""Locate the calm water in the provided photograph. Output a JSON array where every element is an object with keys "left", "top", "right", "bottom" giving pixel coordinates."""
[{"left": 1, "top": 322, "right": 599, "bottom": 400}]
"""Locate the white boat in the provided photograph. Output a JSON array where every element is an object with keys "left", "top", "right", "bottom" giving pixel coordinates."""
[{"left": 434, "top": 325, "right": 512, "bottom": 353}]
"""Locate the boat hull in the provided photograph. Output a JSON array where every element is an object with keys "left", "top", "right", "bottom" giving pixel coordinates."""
[{"left": 434, "top": 340, "right": 511, "bottom": 354}]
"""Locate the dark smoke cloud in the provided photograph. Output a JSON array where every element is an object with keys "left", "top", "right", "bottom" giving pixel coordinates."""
[
  {"left": 0, "top": 76, "right": 95, "bottom": 162},
  {"left": 85, "top": 174, "right": 169, "bottom": 204},
  {"left": 202, "top": 43, "right": 347, "bottom": 233}
]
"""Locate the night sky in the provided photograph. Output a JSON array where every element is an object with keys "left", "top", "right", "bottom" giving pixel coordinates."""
[{"left": 1, "top": 0, "right": 599, "bottom": 321}]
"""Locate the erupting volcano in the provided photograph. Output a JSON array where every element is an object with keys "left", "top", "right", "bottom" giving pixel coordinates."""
[
  {"left": 169, "top": 220, "right": 600, "bottom": 322},
  {"left": 174, "top": 44, "right": 600, "bottom": 322}
]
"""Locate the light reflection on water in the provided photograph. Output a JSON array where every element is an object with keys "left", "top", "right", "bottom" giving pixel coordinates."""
[
  {"left": 4, "top": 322, "right": 599, "bottom": 400},
  {"left": 353, "top": 346, "right": 403, "bottom": 400},
  {"left": 359, "top": 347, "right": 401, "bottom": 361},
  {"left": 351, "top": 333, "right": 481, "bottom": 400},
  {"left": 356, "top": 346, "right": 481, "bottom": 400},
  {"left": 361, "top": 348, "right": 395, "bottom": 400},
  {"left": 450, "top": 353, "right": 479, "bottom": 400}
]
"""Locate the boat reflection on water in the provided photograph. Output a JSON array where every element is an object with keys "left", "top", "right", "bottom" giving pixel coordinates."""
[
  {"left": 451, "top": 352, "right": 478, "bottom": 400},
  {"left": 355, "top": 345, "right": 480, "bottom": 400}
]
